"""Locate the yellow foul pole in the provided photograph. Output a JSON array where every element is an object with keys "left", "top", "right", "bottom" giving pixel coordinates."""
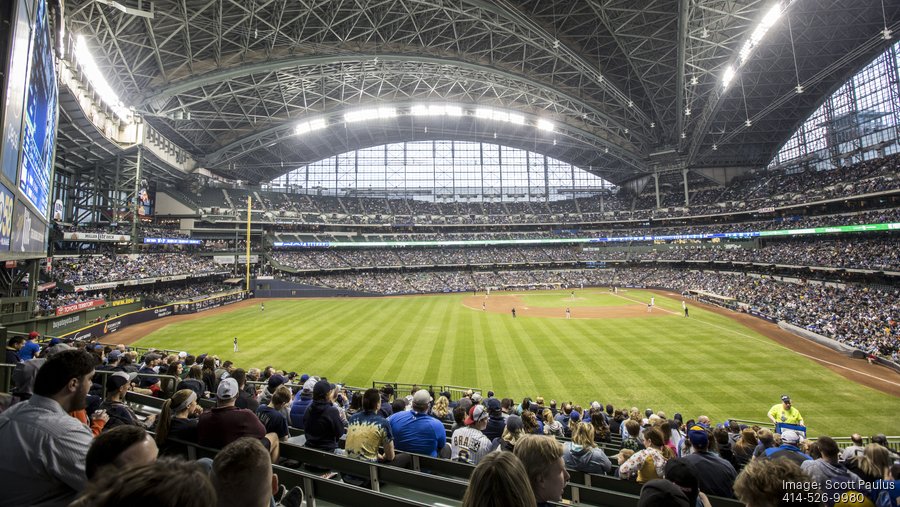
[{"left": 246, "top": 196, "right": 252, "bottom": 292}]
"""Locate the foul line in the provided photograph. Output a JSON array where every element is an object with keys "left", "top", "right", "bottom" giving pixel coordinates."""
[{"left": 609, "top": 292, "right": 900, "bottom": 389}]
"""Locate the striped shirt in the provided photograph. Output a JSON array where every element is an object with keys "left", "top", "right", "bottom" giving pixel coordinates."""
[
  {"left": 0, "top": 395, "right": 94, "bottom": 506},
  {"left": 450, "top": 426, "right": 492, "bottom": 465}
]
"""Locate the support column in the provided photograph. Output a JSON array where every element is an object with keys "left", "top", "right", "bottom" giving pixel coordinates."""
[
  {"left": 682, "top": 168, "right": 690, "bottom": 207},
  {"left": 131, "top": 147, "right": 143, "bottom": 253},
  {"left": 654, "top": 173, "right": 660, "bottom": 208}
]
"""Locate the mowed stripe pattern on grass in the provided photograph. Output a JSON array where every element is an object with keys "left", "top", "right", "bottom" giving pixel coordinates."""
[{"left": 136, "top": 290, "right": 899, "bottom": 437}]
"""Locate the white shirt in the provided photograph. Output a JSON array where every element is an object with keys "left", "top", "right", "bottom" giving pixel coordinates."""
[{"left": 450, "top": 426, "right": 492, "bottom": 465}]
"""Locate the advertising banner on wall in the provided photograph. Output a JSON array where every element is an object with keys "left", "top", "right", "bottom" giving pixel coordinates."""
[
  {"left": 62, "top": 291, "right": 248, "bottom": 341},
  {"left": 0, "top": 183, "right": 13, "bottom": 251},
  {"left": 143, "top": 237, "right": 202, "bottom": 245},
  {"left": 213, "top": 254, "right": 259, "bottom": 264},
  {"left": 55, "top": 298, "right": 106, "bottom": 316},
  {"left": 11, "top": 199, "right": 47, "bottom": 254},
  {"left": 62, "top": 232, "right": 131, "bottom": 242}
]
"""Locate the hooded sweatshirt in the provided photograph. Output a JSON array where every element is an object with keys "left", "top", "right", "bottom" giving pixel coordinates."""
[
  {"left": 800, "top": 458, "right": 861, "bottom": 487},
  {"left": 303, "top": 399, "right": 345, "bottom": 452},
  {"left": 290, "top": 391, "right": 314, "bottom": 428},
  {"left": 562, "top": 441, "right": 612, "bottom": 474}
]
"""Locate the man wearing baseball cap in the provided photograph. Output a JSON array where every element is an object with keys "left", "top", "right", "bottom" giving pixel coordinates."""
[
  {"left": 388, "top": 389, "right": 446, "bottom": 458},
  {"left": 450, "top": 405, "right": 493, "bottom": 465},
  {"left": 100, "top": 371, "right": 156, "bottom": 431},
  {"left": 762, "top": 429, "right": 811, "bottom": 465},
  {"left": 303, "top": 379, "right": 345, "bottom": 453},
  {"left": 681, "top": 425, "right": 737, "bottom": 498},
  {"left": 19, "top": 332, "right": 41, "bottom": 361},
  {"left": 198, "top": 377, "right": 279, "bottom": 461},
  {"left": 767, "top": 395, "right": 805, "bottom": 426},
  {"left": 289, "top": 376, "right": 318, "bottom": 427}
]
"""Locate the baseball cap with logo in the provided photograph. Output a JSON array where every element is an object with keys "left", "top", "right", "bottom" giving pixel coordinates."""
[
  {"left": 687, "top": 425, "right": 709, "bottom": 448},
  {"left": 106, "top": 371, "right": 138, "bottom": 391},
  {"left": 781, "top": 394, "right": 791, "bottom": 403},
  {"left": 217, "top": 377, "right": 239, "bottom": 400},
  {"left": 464, "top": 405, "right": 489, "bottom": 426}
]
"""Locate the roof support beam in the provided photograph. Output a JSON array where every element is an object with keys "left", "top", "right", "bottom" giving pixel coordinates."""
[
  {"left": 675, "top": 0, "right": 689, "bottom": 148},
  {"left": 135, "top": 52, "right": 644, "bottom": 149}
]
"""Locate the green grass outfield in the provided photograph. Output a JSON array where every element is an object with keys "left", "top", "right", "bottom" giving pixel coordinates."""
[{"left": 135, "top": 289, "right": 899, "bottom": 436}]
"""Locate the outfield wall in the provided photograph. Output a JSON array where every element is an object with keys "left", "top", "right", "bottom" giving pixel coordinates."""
[
  {"left": 253, "top": 278, "right": 379, "bottom": 298},
  {"left": 4, "top": 300, "right": 146, "bottom": 337},
  {"left": 60, "top": 291, "right": 250, "bottom": 341},
  {"left": 778, "top": 322, "right": 900, "bottom": 374}
]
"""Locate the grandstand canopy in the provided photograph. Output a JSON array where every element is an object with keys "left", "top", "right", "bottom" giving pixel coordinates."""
[{"left": 60, "top": 0, "right": 900, "bottom": 185}]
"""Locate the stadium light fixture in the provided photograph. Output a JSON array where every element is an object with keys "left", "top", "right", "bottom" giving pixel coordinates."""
[
  {"left": 537, "top": 119, "right": 555, "bottom": 132},
  {"left": 74, "top": 35, "right": 133, "bottom": 122},
  {"left": 410, "top": 104, "right": 462, "bottom": 116},
  {"left": 739, "top": 3, "right": 784, "bottom": 63},
  {"left": 295, "top": 118, "right": 326, "bottom": 135},
  {"left": 722, "top": 65, "right": 736, "bottom": 89},
  {"left": 344, "top": 107, "right": 397, "bottom": 122},
  {"left": 722, "top": 1, "right": 792, "bottom": 89}
]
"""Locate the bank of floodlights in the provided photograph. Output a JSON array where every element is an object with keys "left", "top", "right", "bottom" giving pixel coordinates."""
[
  {"left": 295, "top": 118, "right": 326, "bottom": 135},
  {"left": 74, "top": 35, "right": 133, "bottom": 123},
  {"left": 722, "top": 1, "right": 791, "bottom": 89},
  {"left": 295, "top": 104, "right": 556, "bottom": 138},
  {"left": 344, "top": 107, "right": 398, "bottom": 123},
  {"left": 410, "top": 104, "right": 463, "bottom": 116}
]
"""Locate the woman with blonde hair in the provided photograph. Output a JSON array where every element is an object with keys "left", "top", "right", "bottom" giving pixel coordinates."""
[
  {"left": 618, "top": 427, "right": 670, "bottom": 483},
  {"left": 621, "top": 407, "right": 642, "bottom": 438},
  {"left": 542, "top": 409, "right": 564, "bottom": 437},
  {"left": 462, "top": 451, "right": 536, "bottom": 507},
  {"left": 431, "top": 395, "right": 453, "bottom": 424},
  {"left": 154, "top": 389, "right": 202, "bottom": 447},
  {"left": 846, "top": 443, "right": 893, "bottom": 482},
  {"left": 494, "top": 415, "right": 526, "bottom": 452},
  {"left": 565, "top": 406, "right": 583, "bottom": 438},
  {"left": 563, "top": 422, "right": 612, "bottom": 474}
]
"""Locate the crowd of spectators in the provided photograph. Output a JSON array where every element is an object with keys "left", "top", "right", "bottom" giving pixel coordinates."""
[
  {"left": 272, "top": 206, "right": 900, "bottom": 246},
  {"left": 632, "top": 235, "right": 900, "bottom": 271},
  {"left": 193, "top": 154, "right": 900, "bottom": 226},
  {"left": 1, "top": 343, "right": 897, "bottom": 507},
  {"left": 271, "top": 232, "right": 899, "bottom": 273},
  {"left": 36, "top": 281, "right": 236, "bottom": 316},
  {"left": 618, "top": 269, "right": 900, "bottom": 361},
  {"left": 52, "top": 254, "right": 222, "bottom": 286}
]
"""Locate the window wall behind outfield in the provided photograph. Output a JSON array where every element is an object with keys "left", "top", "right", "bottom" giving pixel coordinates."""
[
  {"left": 769, "top": 40, "right": 900, "bottom": 170},
  {"left": 263, "top": 141, "right": 615, "bottom": 202}
]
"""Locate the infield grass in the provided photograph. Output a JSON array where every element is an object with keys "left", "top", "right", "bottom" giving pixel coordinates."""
[{"left": 135, "top": 289, "right": 899, "bottom": 436}]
